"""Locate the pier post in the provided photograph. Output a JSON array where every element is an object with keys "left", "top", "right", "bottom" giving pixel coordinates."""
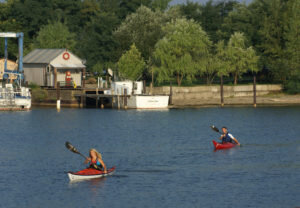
[
  {"left": 169, "top": 81, "right": 172, "bottom": 105},
  {"left": 54, "top": 68, "right": 57, "bottom": 88},
  {"left": 82, "top": 68, "right": 86, "bottom": 88},
  {"left": 56, "top": 82, "right": 60, "bottom": 110},
  {"left": 117, "top": 95, "right": 120, "bottom": 109},
  {"left": 253, "top": 74, "right": 257, "bottom": 107},
  {"left": 220, "top": 76, "right": 224, "bottom": 107},
  {"left": 80, "top": 89, "right": 86, "bottom": 108},
  {"left": 96, "top": 88, "right": 98, "bottom": 108},
  {"left": 105, "top": 75, "right": 108, "bottom": 88},
  {"left": 111, "top": 89, "right": 115, "bottom": 108},
  {"left": 124, "top": 88, "right": 127, "bottom": 109},
  {"left": 101, "top": 98, "right": 104, "bottom": 109},
  {"left": 143, "top": 80, "right": 146, "bottom": 94}
]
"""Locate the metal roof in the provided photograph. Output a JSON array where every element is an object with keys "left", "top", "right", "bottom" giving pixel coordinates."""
[{"left": 23, "top": 49, "right": 66, "bottom": 64}]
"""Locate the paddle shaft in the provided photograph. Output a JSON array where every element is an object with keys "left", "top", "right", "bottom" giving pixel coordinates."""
[
  {"left": 77, "top": 152, "right": 89, "bottom": 160},
  {"left": 65, "top": 141, "right": 89, "bottom": 160},
  {"left": 211, "top": 126, "right": 224, "bottom": 135}
]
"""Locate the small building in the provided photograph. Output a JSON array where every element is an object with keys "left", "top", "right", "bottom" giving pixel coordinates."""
[
  {"left": 0, "top": 58, "right": 18, "bottom": 80},
  {"left": 23, "top": 49, "right": 86, "bottom": 88}
]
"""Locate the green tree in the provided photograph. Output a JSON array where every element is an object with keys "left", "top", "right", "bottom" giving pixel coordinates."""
[
  {"left": 214, "top": 40, "right": 230, "bottom": 77},
  {"left": 34, "top": 21, "right": 76, "bottom": 50},
  {"left": 283, "top": 0, "right": 300, "bottom": 93},
  {"left": 226, "top": 32, "right": 259, "bottom": 84},
  {"left": 151, "top": 0, "right": 171, "bottom": 11},
  {"left": 153, "top": 18, "right": 211, "bottom": 86},
  {"left": 117, "top": 44, "right": 145, "bottom": 80},
  {"left": 114, "top": 6, "right": 167, "bottom": 61},
  {"left": 119, "top": 0, "right": 152, "bottom": 19},
  {"left": 284, "top": 0, "right": 300, "bottom": 77},
  {"left": 78, "top": 0, "right": 102, "bottom": 28},
  {"left": 255, "top": 0, "right": 289, "bottom": 80},
  {"left": 180, "top": 0, "right": 237, "bottom": 43},
  {"left": 219, "top": 3, "right": 254, "bottom": 43},
  {"left": 76, "top": 12, "right": 120, "bottom": 69}
]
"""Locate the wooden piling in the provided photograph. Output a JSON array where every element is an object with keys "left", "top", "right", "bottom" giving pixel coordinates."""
[
  {"left": 253, "top": 74, "right": 257, "bottom": 107},
  {"left": 124, "top": 88, "right": 127, "bottom": 109},
  {"left": 80, "top": 89, "right": 86, "bottom": 108},
  {"left": 96, "top": 88, "right": 98, "bottom": 108},
  {"left": 220, "top": 76, "right": 224, "bottom": 107},
  {"left": 169, "top": 81, "right": 173, "bottom": 105},
  {"left": 54, "top": 68, "right": 57, "bottom": 88},
  {"left": 105, "top": 75, "right": 108, "bottom": 88},
  {"left": 56, "top": 82, "right": 60, "bottom": 110},
  {"left": 101, "top": 97, "right": 104, "bottom": 109},
  {"left": 143, "top": 80, "right": 146, "bottom": 94},
  {"left": 82, "top": 68, "right": 86, "bottom": 88}
]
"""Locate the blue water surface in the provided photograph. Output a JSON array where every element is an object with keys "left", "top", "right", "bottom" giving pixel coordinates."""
[{"left": 0, "top": 107, "right": 299, "bottom": 208}]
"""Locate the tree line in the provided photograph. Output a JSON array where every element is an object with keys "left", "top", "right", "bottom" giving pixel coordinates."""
[{"left": 0, "top": 0, "right": 299, "bottom": 93}]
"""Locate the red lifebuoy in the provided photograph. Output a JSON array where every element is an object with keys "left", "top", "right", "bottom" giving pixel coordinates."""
[{"left": 63, "top": 52, "right": 70, "bottom": 60}]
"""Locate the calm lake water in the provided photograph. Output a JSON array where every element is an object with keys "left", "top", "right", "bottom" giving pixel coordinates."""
[{"left": 0, "top": 107, "right": 299, "bottom": 208}]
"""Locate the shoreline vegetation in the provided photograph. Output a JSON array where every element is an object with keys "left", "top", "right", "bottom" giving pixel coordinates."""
[{"left": 1, "top": 0, "right": 299, "bottom": 95}]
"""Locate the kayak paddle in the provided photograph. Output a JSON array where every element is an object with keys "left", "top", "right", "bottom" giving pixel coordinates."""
[
  {"left": 65, "top": 141, "right": 88, "bottom": 160},
  {"left": 210, "top": 125, "right": 222, "bottom": 134}
]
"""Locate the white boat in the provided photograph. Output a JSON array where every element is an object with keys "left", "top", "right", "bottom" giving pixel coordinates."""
[
  {"left": 0, "top": 83, "right": 31, "bottom": 110},
  {"left": 104, "top": 81, "right": 169, "bottom": 109},
  {"left": 127, "top": 95, "right": 169, "bottom": 109},
  {"left": 0, "top": 32, "right": 31, "bottom": 110}
]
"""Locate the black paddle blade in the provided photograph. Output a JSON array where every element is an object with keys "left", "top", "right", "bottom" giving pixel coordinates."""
[
  {"left": 210, "top": 125, "right": 220, "bottom": 133},
  {"left": 65, "top": 141, "right": 79, "bottom": 154}
]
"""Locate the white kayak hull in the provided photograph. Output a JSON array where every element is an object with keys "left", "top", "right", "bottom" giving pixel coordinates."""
[{"left": 68, "top": 167, "right": 115, "bottom": 181}]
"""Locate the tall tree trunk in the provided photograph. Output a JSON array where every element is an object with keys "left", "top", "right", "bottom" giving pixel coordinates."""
[
  {"left": 177, "top": 73, "right": 181, "bottom": 86},
  {"left": 180, "top": 73, "right": 183, "bottom": 86},
  {"left": 234, "top": 72, "right": 238, "bottom": 85}
]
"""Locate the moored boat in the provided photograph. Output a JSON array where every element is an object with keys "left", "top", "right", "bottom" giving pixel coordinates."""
[
  {"left": 0, "top": 84, "right": 31, "bottom": 110},
  {"left": 68, "top": 166, "right": 115, "bottom": 181},
  {"left": 212, "top": 140, "right": 236, "bottom": 150},
  {"left": 104, "top": 81, "right": 169, "bottom": 109}
]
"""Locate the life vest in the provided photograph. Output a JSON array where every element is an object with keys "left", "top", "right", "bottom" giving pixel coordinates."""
[
  {"left": 222, "top": 132, "right": 233, "bottom": 143},
  {"left": 89, "top": 159, "right": 103, "bottom": 170}
]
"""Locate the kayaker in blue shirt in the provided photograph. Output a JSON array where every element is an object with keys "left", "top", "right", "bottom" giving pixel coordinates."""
[
  {"left": 84, "top": 148, "right": 107, "bottom": 173},
  {"left": 218, "top": 127, "right": 240, "bottom": 145}
]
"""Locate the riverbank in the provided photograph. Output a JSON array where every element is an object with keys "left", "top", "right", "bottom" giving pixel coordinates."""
[
  {"left": 31, "top": 84, "right": 300, "bottom": 108},
  {"left": 169, "top": 93, "right": 300, "bottom": 108}
]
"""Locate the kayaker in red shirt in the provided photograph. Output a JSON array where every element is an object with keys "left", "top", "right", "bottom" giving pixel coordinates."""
[
  {"left": 218, "top": 127, "right": 240, "bottom": 146},
  {"left": 84, "top": 148, "right": 107, "bottom": 173}
]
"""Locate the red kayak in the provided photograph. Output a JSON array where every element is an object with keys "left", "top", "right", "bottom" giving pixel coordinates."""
[
  {"left": 68, "top": 166, "right": 115, "bottom": 181},
  {"left": 212, "top": 140, "right": 236, "bottom": 150}
]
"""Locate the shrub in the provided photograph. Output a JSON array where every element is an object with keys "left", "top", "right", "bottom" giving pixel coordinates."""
[
  {"left": 284, "top": 80, "right": 300, "bottom": 94},
  {"left": 86, "top": 77, "right": 97, "bottom": 84},
  {"left": 31, "top": 88, "right": 48, "bottom": 102},
  {"left": 28, "top": 82, "right": 40, "bottom": 89},
  {"left": 284, "top": 70, "right": 300, "bottom": 94}
]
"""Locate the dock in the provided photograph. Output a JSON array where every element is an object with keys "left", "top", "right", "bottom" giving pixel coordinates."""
[{"left": 73, "top": 87, "right": 130, "bottom": 109}]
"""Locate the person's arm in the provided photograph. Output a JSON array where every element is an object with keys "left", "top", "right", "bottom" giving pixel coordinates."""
[
  {"left": 99, "top": 159, "right": 107, "bottom": 173},
  {"left": 218, "top": 134, "right": 224, "bottom": 141},
  {"left": 232, "top": 137, "right": 240, "bottom": 146},
  {"left": 84, "top": 157, "right": 91, "bottom": 164}
]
